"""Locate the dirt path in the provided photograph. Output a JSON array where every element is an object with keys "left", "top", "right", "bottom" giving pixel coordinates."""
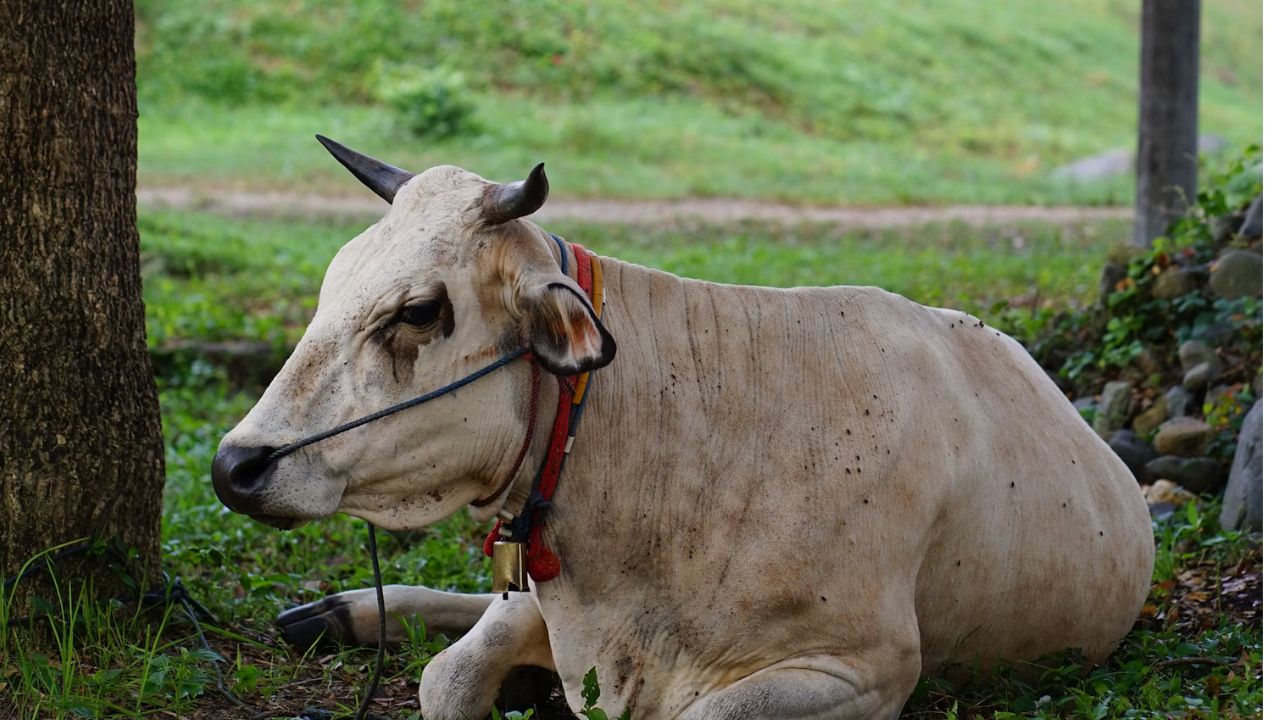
[{"left": 137, "top": 186, "right": 1130, "bottom": 229}]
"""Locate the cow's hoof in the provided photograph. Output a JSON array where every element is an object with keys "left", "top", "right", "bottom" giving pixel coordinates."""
[
  {"left": 497, "top": 666, "right": 567, "bottom": 717},
  {"left": 276, "top": 596, "right": 358, "bottom": 650}
]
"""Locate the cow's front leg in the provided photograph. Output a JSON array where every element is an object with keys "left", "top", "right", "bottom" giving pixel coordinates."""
[
  {"left": 419, "top": 592, "right": 555, "bottom": 720},
  {"left": 276, "top": 585, "right": 496, "bottom": 649},
  {"left": 678, "top": 650, "right": 919, "bottom": 720}
]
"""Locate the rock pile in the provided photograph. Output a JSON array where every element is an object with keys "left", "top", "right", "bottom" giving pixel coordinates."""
[{"left": 1079, "top": 193, "right": 1263, "bottom": 531}]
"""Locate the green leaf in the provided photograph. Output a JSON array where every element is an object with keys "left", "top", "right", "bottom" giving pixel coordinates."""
[
  {"left": 1185, "top": 501, "right": 1199, "bottom": 528},
  {"left": 582, "top": 667, "right": 601, "bottom": 707}
]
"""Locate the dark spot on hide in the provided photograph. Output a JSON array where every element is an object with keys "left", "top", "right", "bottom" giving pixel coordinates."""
[{"left": 613, "top": 655, "right": 635, "bottom": 690}]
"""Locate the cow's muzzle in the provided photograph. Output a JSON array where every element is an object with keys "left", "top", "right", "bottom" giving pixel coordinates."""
[{"left": 211, "top": 444, "right": 278, "bottom": 515}]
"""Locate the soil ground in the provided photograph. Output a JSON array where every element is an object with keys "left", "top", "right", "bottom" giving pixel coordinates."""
[{"left": 137, "top": 186, "right": 1130, "bottom": 229}]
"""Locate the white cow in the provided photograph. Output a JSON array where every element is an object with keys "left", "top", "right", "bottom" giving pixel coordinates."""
[{"left": 213, "top": 138, "right": 1154, "bottom": 719}]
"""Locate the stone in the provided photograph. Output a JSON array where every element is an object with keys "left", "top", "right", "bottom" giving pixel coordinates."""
[
  {"left": 1221, "top": 399, "right": 1262, "bottom": 532},
  {"left": 1164, "top": 386, "right": 1196, "bottom": 418},
  {"left": 1182, "top": 362, "right": 1220, "bottom": 391},
  {"left": 1144, "top": 479, "right": 1195, "bottom": 507},
  {"left": 1072, "top": 396, "right": 1097, "bottom": 422},
  {"left": 1178, "top": 340, "right": 1220, "bottom": 374},
  {"left": 1213, "top": 210, "right": 1246, "bottom": 243},
  {"left": 1098, "top": 260, "right": 1128, "bottom": 303},
  {"left": 1051, "top": 148, "right": 1131, "bottom": 183},
  {"left": 1209, "top": 250, "right": 1263, "bottom": 299},
  {"left": 1153, "top": 417, "right": 1215, "bottom": 457},
  {"left": 1151, "top": 267, "right": 1197, "bottom": 299},
  {"left": 1238, "top": 194, "right": 1262, "bottom": 240},
  {"left": 1050, "top": 135, "right": 1226, "bottom": 183},
  {"left": 1132, "top": 395, "right": 1169, "bottom": 436},
  {"left": 1109, "top": 429, "right": 1158, "bottom": 482},
  {"left": 1198, "top": 133, "right": 1228, "bottom": 155},
  {"left": 1143, "top": 455, "right": 1225, "bottom": 494},
  {"left": 1205, "top": 384, "right": 1231, "bottom": 409},
  {"left": 1132, "top": 346, "right": 1162, "bottom": 376},
  {"left": 1097, "top": 246, "right": 1143, "bottom": 303},
  {"left": 1189, "top": 320, "right": 1236, "bottom": 347},
  {"left": 1092, "top": 380, "right": 1133, "bottom": 440}
]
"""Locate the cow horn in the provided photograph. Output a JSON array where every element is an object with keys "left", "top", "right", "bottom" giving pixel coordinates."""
[
  {"left": 483, "top": 163, "right": 548, "bottom": 224},
  {"left": 315, "top": 134, "right": 415, "bottom": 204}
]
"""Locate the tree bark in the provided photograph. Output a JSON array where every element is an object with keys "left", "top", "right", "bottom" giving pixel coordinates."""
[
  {"left": 0, "top": 1, "right": 164, "bottom": 582},
  {"left": 1133, "top": 0, "right": 1201, "bottom": 247}
]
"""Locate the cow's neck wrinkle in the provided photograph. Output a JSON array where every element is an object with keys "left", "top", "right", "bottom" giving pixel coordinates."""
[{"left": 535, "top": 256, "right": 737, "bottom": 593}]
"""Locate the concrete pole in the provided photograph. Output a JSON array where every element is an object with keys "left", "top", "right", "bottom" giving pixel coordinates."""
[{"left": 1133, "top": 0, "right": 1201, "bottom": 247}]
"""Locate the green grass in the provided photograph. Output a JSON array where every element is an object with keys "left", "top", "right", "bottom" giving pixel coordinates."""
[
  {"left": 134, "top": 0, "right": 1261, "bottom": 205},
  {"left": 1, "top": 207, "right": 1260, "bottom": 718}
]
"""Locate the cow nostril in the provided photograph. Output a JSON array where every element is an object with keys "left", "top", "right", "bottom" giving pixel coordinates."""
[
  {"left": 211, "top": 444, "right": 277, "bottom": 503},
  {"left": 230, "top": 446, "right": 275, "bottom": 489}
]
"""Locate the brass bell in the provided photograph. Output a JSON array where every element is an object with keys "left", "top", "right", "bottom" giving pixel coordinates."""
[{"left": 491, "top": 540, "right": 529, "bottom": 595}]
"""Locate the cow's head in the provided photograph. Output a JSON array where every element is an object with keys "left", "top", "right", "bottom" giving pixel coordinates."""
[{"left": 211, "top": 137, "right": 615, "bottom": 530}]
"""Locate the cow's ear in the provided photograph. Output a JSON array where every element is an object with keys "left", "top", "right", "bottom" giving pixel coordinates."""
[{"left": 519, "top": 278, "right": 615, "bottom": 375}]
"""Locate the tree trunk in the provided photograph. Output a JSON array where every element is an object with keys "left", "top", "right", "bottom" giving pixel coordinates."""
[
  {"left": 1133, "top": 0, "right": 1201, "bottom": 247},
  {"left": 0, "top": 1, "right": 164, "bottom": 584}
]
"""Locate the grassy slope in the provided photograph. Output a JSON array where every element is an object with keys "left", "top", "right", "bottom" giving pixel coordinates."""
[{"left": 135, "top": 0, "right": 1260, "bottom": 205}]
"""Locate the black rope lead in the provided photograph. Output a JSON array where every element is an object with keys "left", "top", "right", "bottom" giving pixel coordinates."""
[
  {"left": 353, "top": 521, "right": 387, "bottom": 720},
  {"left": 267, "top": 349, "right": 528, "bottom": 463}
]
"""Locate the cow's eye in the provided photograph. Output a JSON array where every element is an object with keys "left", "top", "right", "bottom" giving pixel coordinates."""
[{"left": 398, "top": 301, "right": 440, "bottom": 328}]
